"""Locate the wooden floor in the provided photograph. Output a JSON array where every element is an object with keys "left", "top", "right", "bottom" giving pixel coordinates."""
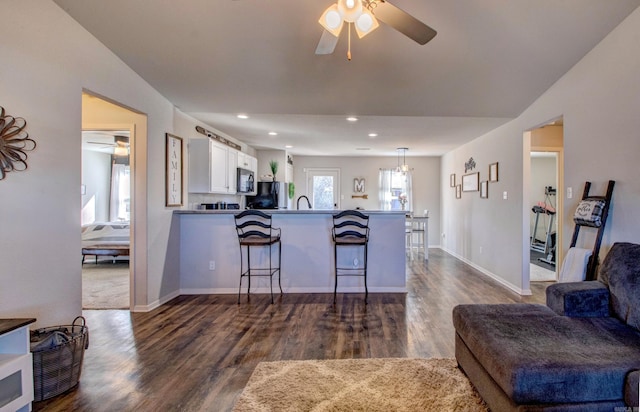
[{"left": 34, "top": 249, "right": 549, "bottom": 412}]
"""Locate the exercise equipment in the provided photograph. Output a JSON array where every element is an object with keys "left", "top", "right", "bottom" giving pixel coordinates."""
[{"left": 531, "top": 186, "right": 556, "bottom": 264}]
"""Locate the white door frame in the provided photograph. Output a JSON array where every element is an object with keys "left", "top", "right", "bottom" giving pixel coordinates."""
[{"left": 522, "top": 123, "right": 564, "bottom": 290}]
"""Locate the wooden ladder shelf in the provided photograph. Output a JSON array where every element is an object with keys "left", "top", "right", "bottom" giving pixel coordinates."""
[{"left": 569, "top": 180, "right": 615, "bottom": 281}]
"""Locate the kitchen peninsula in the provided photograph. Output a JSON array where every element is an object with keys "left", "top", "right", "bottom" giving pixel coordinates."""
[{"left": 175, "top": 210, "right": 406, "bottom": 295}]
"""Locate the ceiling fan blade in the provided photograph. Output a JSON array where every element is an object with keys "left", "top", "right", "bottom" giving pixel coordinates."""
[
  {"left": 315, "top": 30, "right": 339, "bottom": 55},
  {"left": 372, "top": 0, "right": 437, "bottom": 45}
]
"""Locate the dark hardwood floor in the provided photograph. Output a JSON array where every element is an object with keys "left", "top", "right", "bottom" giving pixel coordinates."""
[{"left": 34, "top": 248, "right": 548, "bottom": 411}]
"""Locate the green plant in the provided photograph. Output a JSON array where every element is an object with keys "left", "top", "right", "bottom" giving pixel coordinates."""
[
  {"left": 288, "top": 182, "right": 295, "bottom": 199},
  {"left": 269, "top": 160, "right": 278, "bottom": 179}
]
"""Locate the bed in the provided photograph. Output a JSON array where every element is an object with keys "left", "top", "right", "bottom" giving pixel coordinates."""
[{"left": 81, "top": 222, "right": 130, "bottom": 263}]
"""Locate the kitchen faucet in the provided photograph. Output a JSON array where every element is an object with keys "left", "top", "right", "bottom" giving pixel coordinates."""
[{"left": 296, "top": 195, "right": 312, "bottom": 210}]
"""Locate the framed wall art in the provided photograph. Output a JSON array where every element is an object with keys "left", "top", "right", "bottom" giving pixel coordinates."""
[
  {"left": 456, "top": 184, "right": 462, "bottom": 199},
  {"left": 166, "top": 133, "right": 183, "bottom": 207},
  {"left": 450, "top": 173, "right": 456, "bottom": 187},
  {"left": 489, "top": 162, "right": 499, "bottom": 182},
  {"left": 480, "top": 180, "right": 488, "bottom": 198},
  {"left": 462, "top": 172, "right": 479, "bottom": 192}
]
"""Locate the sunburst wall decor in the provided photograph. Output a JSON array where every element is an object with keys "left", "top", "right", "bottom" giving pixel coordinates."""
[{"left": 0, "top": 106, "right": 36, "bottom": 180}]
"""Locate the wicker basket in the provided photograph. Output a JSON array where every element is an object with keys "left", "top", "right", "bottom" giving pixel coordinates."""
[{"left": 30, "top": 316, "right": 89, "bottom": 401}]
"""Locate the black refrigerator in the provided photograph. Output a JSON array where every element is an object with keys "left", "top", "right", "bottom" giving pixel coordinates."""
[{"left": 245, "top": 182, "right": 288, "bottom": 209}]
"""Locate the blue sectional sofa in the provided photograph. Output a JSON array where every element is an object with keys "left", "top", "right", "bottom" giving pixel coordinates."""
[{"left": 453, "top": 242, "right": 640, "bottom": 411}]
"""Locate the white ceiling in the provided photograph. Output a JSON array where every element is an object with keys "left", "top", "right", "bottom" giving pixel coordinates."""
[{"left": 55, "top": 0, "right": 640, "bottom": 156}]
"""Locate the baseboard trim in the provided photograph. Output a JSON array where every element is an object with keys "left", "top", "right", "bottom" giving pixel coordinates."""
[
  {"left": 441, "top": 247, "right": 531, "bottom": 296},
  {"left": 132, "top": 290, "right": 181, "bottom": 312}
]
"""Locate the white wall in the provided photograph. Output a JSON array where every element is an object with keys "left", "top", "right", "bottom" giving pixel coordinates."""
[
  {"left": 293, "top": 156, "right": 441, "bottom": 247},
  {"left": 0, "top": 0, "right": 189, "bottom": 325},
  {"left": 81, "top": 150, "right": 111, "bottom": 224},
  {"left": 441, "top": 6, "right": 640, "bottom": 294}
]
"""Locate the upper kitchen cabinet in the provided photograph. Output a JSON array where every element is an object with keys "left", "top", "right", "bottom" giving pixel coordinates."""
[
  {"left": 237, "top": 151, "right": 257, "bottom": 174},
  {"left": 189, "top": 139, "right": 238, "bottom": 194}
]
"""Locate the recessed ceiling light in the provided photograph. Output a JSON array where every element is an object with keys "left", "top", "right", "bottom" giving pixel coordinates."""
[
  {"left": 368, "top": 133, "right": 378, "bottom": 137},
  {"left": 237, "top": 114, "right": 249, "bottom": 119},
  {"left": 346, "top": 116, "right": 358, "bottom": 122},
  {"left": 285, "top": 145, "right": 293, "bottom": 149},
  {"left": 268, "top": 131, "right": 278, "bottom": 136}
]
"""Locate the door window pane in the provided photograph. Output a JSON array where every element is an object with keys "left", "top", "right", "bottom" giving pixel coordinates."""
[{"left": 313, "top": 175, "right": 334, "bottom": 210}]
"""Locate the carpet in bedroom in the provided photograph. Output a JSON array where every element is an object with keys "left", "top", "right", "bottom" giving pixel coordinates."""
[
  {"left": 82, "top": 261, "right": 129, "bottom": 309},
  {"left": 232, "top": 358, "right": 487, "bottom": 412}
]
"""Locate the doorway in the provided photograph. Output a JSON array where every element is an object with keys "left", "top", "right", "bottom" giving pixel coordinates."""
[
  {"left": 81, "top": 91, "right": 147, "bottom": 310},
  {"left": 306, "top": 168, "right": 341, "bottom": 210},
  {"left": 525, "top": 119, "right": 564, "bottom": 284}
]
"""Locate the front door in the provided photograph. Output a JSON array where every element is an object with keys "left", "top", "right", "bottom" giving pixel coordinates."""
[{"left": 306, "top": 168, "right": 340, "bottom": 210}]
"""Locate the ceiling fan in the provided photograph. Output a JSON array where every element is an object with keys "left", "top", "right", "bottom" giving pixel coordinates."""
[
  {"left": 316, "top": 0, "right": 437, "bottom": 59},
  {"left": 86, "top": 134, "right": 130, "bottom": 156}
]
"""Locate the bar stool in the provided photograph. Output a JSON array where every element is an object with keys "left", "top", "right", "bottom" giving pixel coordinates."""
[
  {"left": 234, "top": 210, "right": 282, "bottom": 304},
  {"left": 332, "top": 210, "right": 369, "bottom": 304},
  {"left": 405, "top": 214, "right": 414, "bottom": 259}
]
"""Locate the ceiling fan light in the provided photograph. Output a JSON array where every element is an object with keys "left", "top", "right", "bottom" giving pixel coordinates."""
[
  {"left": 114, "top": 146, "right": 128, "bottom": 156},
  {"left": 337, "top": 0, "right": 363, "bottom": 22},
  {"left": 355, "top": 9, "right": 379, "bottom": 38},
  {"left": 319, "top": 5, "right": 344, "bottom": 37}
]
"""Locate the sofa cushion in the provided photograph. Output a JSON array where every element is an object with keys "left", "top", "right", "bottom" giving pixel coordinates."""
[
  {"left": 598, "top": 242, "right": 640, "bottom": 331},
  {"left": 453, "top": 303, "right": 640, "bottom": 404},
  {"left": 546, "top": 280, "right": 609, "bottom": 317},
  {"left": 625, "top": 370, "right": 639, "bottom": 407}
]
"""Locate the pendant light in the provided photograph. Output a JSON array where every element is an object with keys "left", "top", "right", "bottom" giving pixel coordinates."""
[{"left": 396, "top": 147, "right": 409, "bottom": 174}]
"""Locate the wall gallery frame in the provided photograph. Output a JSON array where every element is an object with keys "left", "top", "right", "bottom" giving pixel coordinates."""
[
  {"left": 456, "top": 184, "right": 462, "bottom": 199},
  {"left": 450, "top": 173, "right": 456, "bottom": 187},
  {"left": 480, "top": 180, "right": 488, "bottom": 198},
  {"left": 462, "top": 172, "right": 479, "bottom": 192},
  {"left": 166, "top": 133, "right": 183, "bottom": 207},
  {"left": 489, "top": 162, "right": 499, "bottom": 182}
]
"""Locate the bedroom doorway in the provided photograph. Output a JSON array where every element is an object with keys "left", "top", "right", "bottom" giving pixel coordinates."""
[
  {"left": 81, "top": 129, "right": 131, "bottom": 309},
  {"left": 81, "top": 91, "right": 146, "bottom": 310}
]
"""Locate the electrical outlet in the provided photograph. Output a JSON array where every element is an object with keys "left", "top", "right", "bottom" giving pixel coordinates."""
[
  {"left": 479, "top": 246, "right": 483, "bottom": 254},
  {"left": 567, "top": 187, "right": 573, "bottom": 199},
  {"left": 503, "top": 191, "right": 508, "bottom": 200},
  {"left": 209, "top": 261, "right": 216, "bottom": 271}
]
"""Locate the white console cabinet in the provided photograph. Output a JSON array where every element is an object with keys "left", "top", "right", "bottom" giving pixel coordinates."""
[{"left": 0, "top": 319, "right": 36, "bottom": 412}]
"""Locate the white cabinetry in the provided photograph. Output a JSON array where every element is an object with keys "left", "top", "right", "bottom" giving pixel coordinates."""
[
  {"left": 0, "top": 319, "right": 35, "bottom": 412},
  {"left": 189, "top": 139, "right": 238, "bottom": 194},
  {"left": 237, "top": 152, "right": 256, "bottom": 172}
]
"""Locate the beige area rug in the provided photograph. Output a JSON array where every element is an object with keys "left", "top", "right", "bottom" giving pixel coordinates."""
[
  {"left": 233, "top": 358, "right": 487, "bottom": 412},
  {"left": 530, "top": 263, "right": 556, "bottom": 282},
  {"left": 82, "top": 261, "right": 129, "bottom": 309}
]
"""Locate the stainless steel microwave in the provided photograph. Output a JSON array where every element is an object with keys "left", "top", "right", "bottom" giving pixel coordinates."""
[{"left": 237, "top": 168, "right": 255, "bottom": 193}]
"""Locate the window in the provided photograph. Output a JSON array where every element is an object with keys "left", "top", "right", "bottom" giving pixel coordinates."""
[
  {"left": 110, "top": 163, "right": 131, "bottom": 221},
  {"left": 379, "top": 169, "right": 413, "bottom": 211}
]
